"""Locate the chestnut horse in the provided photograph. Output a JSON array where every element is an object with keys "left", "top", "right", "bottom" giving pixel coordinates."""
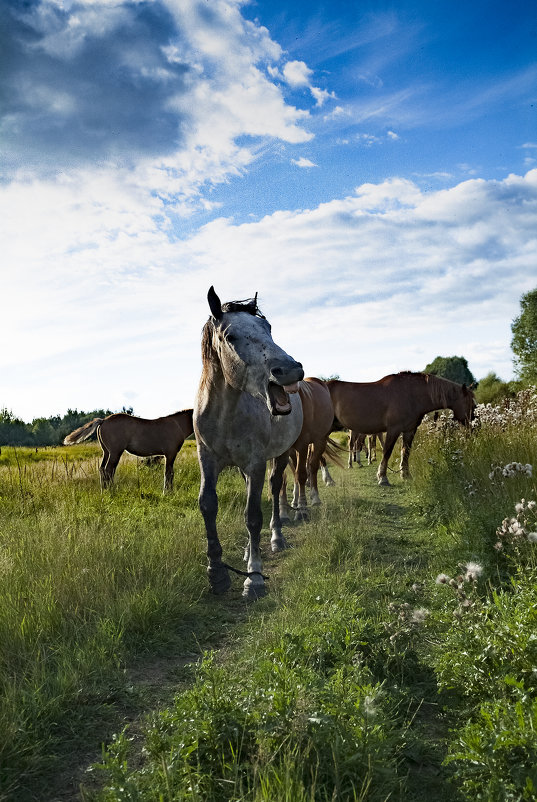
[
  {"left": 279, "top": 377, "right": 342, "bottom": 521},
  {"left": 194, "top": 287, "right": 303, "bottom": 599},
  {"left": 63, "top": 410, "right": 193, "bottom": 492},
  {"left": 328, "top": 372, "right": 475, "bottom": 485}
]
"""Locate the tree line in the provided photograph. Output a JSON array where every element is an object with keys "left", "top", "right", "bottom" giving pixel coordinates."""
[
  {"left": 0, "top": 407, "right": 117, "bottom": 448},
  {"left": 2, "top": 288, "right": 536, "bottom": 447}
]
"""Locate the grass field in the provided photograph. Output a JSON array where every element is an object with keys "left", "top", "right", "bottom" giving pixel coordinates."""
[{"left": 1, "top": 392, "right": 536, "bottom": 801}]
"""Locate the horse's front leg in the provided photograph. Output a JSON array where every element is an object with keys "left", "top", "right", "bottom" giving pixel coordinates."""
[
  {"left": 243, "top": 462, "right": 268, "bottom": 599},
  {"left": 377, "top": 430, "right": 399, "bottom": 486},
  {"left": 278, "top": 468, "right": 292, "bottom": 524},
  {"left": 270, "top": 452, "right": 290, "bottom": 552},
  {"left": 198, "top": 449, "right": 230, "bottom": 594}
]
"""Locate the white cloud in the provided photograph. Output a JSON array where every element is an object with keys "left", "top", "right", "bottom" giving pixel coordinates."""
[
  {"left": 291, "top": 157, "right": 318, "bottom": 168},
  {"left": 324, "top": 106, "right": 348, "bottom": 122},
  {"left": 1, "top": 0, "right": 312, "bottom": 198},
  {"left": 282, "top": 60, "right": 313, "bottom": 87},
  {"left": 6, "top": 168, "right": 534, "bottom": 421},
  {"left": 310, "top": 86, "right": 336, "bottom": 107}
]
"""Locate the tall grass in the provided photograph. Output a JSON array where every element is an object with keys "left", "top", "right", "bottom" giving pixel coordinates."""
[
  {"left": 0, "top": 442, "right": 247, "bottom": 800},
  {"left": 2, "top": 388, "right": 537, "bottom": 801}
]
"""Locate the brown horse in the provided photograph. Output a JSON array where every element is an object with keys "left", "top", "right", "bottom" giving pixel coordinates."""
[
  {"left": 63, "top": 410, "right": 194, "bottom": 491},
  {"left": 278, "top": 377, "right": 343, "bottom": 522},
  {"left": 348, "top": 431, "right": 385, "bottom": 468},
  {"left": 328, "top": 372, "right": 475, "bottom": 485}
]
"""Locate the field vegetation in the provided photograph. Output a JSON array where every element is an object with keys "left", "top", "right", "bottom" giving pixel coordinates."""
[{"left": 1, "top": 388, "right": 536, "bottom": 801}]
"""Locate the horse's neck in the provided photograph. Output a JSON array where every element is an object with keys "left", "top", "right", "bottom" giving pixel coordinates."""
[
  {"left": 427, "top": 378, "right": 455, "bottom": 412},
  {"left": 198, "top": 361, "right": 243, "bottom": 416}
]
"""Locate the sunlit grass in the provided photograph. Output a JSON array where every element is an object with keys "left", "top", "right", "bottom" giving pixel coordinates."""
[{"left": 2, "top": 391, "right": 537, "bottom": 800}]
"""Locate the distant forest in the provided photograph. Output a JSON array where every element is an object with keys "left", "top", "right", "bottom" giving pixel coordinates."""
[{"left": 0, "top": 408, "right": 129, "bottom": 447}]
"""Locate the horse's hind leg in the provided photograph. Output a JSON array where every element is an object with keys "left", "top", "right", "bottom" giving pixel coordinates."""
[
  {"left": 270, "top": 453, "right": 290, "bottom": 552},
  {"left": 320, "top": 456, "right": 336, "bottom": 486},
  {"left": 400, "top": 428, "right": 417, "bottom": 480},
  {"left": 102, "top": 451, "right": 121, "bottom": 488},
  {"left": 98, "top": 436, "right": 116, "bottom": 489}
]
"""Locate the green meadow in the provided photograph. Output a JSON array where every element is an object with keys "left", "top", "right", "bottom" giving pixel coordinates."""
[{"left": 1, "top": 391, "right": 537, "bottom": 801}]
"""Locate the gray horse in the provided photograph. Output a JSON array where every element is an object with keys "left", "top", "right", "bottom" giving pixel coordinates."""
[{"left": 194, "top": 287, "right": 304, "bottom": 599}]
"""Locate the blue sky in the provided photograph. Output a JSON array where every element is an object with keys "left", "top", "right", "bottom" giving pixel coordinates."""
[{"left": 1, "top": 0, "right": 536, "bottom": 422}]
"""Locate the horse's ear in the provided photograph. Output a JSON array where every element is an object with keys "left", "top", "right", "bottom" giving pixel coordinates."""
[{"left": 207, "top": 286, "right": 222, "bottom": 319}]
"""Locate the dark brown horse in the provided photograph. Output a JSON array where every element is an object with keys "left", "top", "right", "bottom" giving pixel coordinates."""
[
  {"left": 63, "top": 410, "right": 194, "bottom": 492},
  {"left": 278, "top": 377, "right": 343, "bottom": 520},
  {"left": 328, "top": 372, "right": 475, "bottom": 485}
]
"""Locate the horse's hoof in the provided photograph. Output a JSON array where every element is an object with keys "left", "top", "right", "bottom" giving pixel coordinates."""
[
  {"left": 279, "top": 514, "right": 291, "bottom": 525},
  {"left": 271, "top": 536, "right": 288, "bottom": 552},
  {"left": 377, "top": 476, "right": 390, "bottom": 487},
  {"left": 325, "top": 478, "right": 336, "bottom": 486},
  {"left": 294, "top": 509, "right": 310, "bottom": 523},
  {"left": 242, "top": 580, "right": 267, "bottom": 600},
  {"left": 207, "top": 565, "right": 231, "bottom": 595}
]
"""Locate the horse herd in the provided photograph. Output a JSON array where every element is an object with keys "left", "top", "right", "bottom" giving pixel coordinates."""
[{"left": 64, "top": 287, "right": 476, "bottom": 599}]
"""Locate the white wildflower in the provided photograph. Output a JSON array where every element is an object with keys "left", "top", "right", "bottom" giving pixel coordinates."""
[
  {"left": 411, "top": 607, "right": 429, "bottom": 624},
  {"left": 528, "top": 533, "right": 537, "bottom": 544},
  {"left": 465, "top": 562, "right": 483, "bottom": 581},
  {"left": 436, "top": 573, "right": 450, "bottom": 584}
]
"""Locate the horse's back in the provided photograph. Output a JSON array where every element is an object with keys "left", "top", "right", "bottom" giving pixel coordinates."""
[{"left": 99, "top": 413, "right": 186, "bottom": 457}]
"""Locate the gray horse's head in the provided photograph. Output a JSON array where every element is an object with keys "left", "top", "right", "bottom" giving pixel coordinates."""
[{"left": 202, "top": 286, "right": 304, "bottom": 415}]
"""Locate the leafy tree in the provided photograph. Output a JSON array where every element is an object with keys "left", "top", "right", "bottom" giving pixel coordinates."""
[
  {"left": 31, "top": 418, "right": 56, "bottom": 446},
  {"left": 0, "top": 407, "right": 115, "bottom": 446},
  {"left": 511, "top": 287, "right": 537, "bottom": 385},
  {"left": 0, "top": 408, "right": 34, "bottom": 446},
  {"left": 474, "top": 373, "right": 509, "bottom": 405},
  {"left": 423, "top": 355, "right": 476, "bottom": 386}
]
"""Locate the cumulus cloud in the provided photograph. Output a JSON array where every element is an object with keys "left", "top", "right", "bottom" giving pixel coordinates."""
[
  {"left": 282, "top": 60, "right": 313, "bottom": 88},
  {"left": 4, "top": 169, "right": 535, "bottom": 420}
]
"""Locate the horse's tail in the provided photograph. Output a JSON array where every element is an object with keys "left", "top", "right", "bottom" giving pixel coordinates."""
[
  {"left": 63, "top": 418, "right": 104, "bottom": 445},
  {"left": 322, "top": 436, "right": 347, "bottom": 469}
]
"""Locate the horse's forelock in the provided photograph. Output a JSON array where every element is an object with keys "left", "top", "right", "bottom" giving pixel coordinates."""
[{"left": 221, "top": 297, "right": 264, "bottom": 318}]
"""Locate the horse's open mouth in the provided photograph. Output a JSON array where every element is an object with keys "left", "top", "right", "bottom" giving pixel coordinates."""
[{"left": 267, "top": 382, "right": 299, "bottom": 416}]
